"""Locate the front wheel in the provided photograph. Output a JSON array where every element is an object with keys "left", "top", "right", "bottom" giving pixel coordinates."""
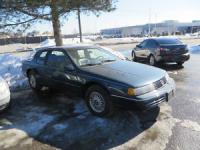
[{"left": 85, "top": 85, "right": 115, "bottom": 117}]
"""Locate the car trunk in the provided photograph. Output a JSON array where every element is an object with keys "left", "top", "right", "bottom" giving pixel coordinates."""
[{"left": 160, "top": 44, "right": 188, "bottom": 55}]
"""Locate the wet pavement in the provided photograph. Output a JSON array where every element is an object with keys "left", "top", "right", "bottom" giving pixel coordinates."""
[
  {"left": 0, "top": 53, "right": 200, "bottom": 150},
  {"left": 166, "top": 54, "right": 200, "bottom": 150}
]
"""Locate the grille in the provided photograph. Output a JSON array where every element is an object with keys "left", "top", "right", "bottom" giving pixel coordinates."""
[{"left": 153, "top": 77, "right": 167, "bottom": 89}]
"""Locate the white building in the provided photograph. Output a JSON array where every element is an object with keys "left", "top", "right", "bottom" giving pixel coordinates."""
[{"left": 101, "top": 20, "right": 200, "bottom": 37}]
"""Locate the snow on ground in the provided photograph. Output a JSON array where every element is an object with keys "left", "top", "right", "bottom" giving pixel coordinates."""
[
  {"left": 0, "top": 53, "right": 31, "bottom": 90},
  {"left": 189, "top": 45, "right": 200, "bottom": 54},
  {"left": 180, "top": 120, "right": 200, "bottom": 132}
]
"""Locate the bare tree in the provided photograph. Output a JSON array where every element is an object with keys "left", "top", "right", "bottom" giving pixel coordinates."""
[{"left": 0, "top": 0, "right": 117, "bottom": 46}]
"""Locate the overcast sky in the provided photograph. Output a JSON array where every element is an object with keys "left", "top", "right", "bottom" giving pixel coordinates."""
[{"left": 33, "top": 0, "right": 200, "bottom": 34}]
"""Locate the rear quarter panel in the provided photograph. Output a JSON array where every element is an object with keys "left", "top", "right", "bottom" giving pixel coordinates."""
[{"left": 22, "top": 60, "right": 37, "bottom": 77}]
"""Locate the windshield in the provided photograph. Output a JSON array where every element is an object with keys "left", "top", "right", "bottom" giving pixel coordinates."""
[
  {"left": 66, "top": 47, "right": 119, "bottom": 67},
  {"left": 156, "top": 39, "right": 182, "bottom": 45}
]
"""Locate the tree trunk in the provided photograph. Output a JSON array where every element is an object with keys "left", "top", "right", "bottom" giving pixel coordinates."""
[
  {"left": 50, "top": 0, "right": 63, "bottom": 46},
  {"left": 77, "top": 8, "right": 83, "bottom": 43}
]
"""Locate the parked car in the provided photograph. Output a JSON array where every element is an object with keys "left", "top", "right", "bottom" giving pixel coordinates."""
[
  {"left": 132, "top": 38, "right": 190, "bottom": 66},
  {"left": 22, "top": 45, "right": 175, "bottom": 117},
  {"left": 0, "top": 76, "right": 10, "bottom": 112}
]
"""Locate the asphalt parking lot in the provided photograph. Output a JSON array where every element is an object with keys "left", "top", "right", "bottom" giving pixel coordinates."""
[{"left": 0, "top": 51, "right": 200, "bottom": 150}]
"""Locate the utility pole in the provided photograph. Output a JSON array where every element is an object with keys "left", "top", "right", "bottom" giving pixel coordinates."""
[
  {"left": 191, "top": 26, "right": 193, "bottom": 35},
  {"left": 77, "top": 8, "right": 83, "bottom": 43},
  {"left": 167, "top": 22, "right": 170, "bottom": 36},
  {"left": 154, "top": 13, "right": 157, "bottom": 36},
  {"left": 148, "top": 9, "right": 151, "bottom": 37}
]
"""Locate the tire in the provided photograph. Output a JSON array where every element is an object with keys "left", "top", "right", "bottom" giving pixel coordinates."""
[
  {"left": 149, "top": 55, "right": 156, "bottom": 66},
  {"left": 177, "top": 62, "right": 184, "bottom": 66},
  {"left": 0, "top": 102, "right": 11, "bottom": 113},
  {"left": 85, "top": 85, "right": 115, "bottom": 117},
  {"left": 132, "top": 51, "right": 137, "bottom": 62},
  {"left": 28, "top": 71, "right": 42, "bottom": 92}
]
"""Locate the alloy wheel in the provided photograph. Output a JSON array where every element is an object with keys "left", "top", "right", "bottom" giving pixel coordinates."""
[{"left": 89, "top": 91, "right": 106, "bottom": 113}]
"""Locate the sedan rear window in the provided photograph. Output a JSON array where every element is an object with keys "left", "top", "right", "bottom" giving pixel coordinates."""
[{"left": 156, "top": 39, "right": 182, "bottom": 45}]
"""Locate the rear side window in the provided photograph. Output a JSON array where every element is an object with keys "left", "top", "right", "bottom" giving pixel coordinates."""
[
  {"left": 47, "top": 50, "right": 72, "bottom": 70},
  {"left": 36, "top": 51, "right": 48, "bottom": 65},
  {"left": 140, "top": 40, "right": 148, "bottom": 48},
  {"left": 146, "top": 40, "right": 158, "bottom": 48}
]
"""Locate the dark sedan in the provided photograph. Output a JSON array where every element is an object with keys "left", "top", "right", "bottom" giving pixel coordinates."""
[
  {"left": 132, "top": 38, "right": 190, "bottom": 66},
  {"left": 22, "top": 45, "right": 175, "bottom": 117}
]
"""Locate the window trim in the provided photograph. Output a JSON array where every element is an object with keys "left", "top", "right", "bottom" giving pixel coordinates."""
[{"left": 46, "top": 48, "right": 75, "bottom": 70}]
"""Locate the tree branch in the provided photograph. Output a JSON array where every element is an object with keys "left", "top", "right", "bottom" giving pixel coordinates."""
[{"left": 0, "top": 17, "right": 37, "bottom": 28}]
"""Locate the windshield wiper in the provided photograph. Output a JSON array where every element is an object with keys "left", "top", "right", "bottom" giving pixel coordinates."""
[
  {"left": 81, "top": 63, "right": 102, "bottom": 67},
  {"left": 101, "top": 59, "right": 116, "bottom": 63}
]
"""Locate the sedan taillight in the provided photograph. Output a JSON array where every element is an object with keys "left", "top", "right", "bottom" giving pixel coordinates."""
[{"left": 159, "top": 48, "right": 170, "bottom": 55}]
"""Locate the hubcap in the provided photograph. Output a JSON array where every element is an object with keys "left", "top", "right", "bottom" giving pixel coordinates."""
[
  {"left": 89, "top": 92, "right": 105, "bottom": 113},
  {"left": 150, "top": 56, "right": 155, "bottom": 65},
  {"left": 29, "top": 75, "right": 36, "bottom": 88}
]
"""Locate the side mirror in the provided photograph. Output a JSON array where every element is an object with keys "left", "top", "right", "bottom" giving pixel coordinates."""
[
  {"left": 64, "top": 64, "right": 75, "bottom": 71},
  {"left": 136, "top": 45, "right": 142, "bottom": 48}
]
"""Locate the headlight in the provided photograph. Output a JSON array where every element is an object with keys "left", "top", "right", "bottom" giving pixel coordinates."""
[
  {"left": 128, "top": 74, "right": 170, "bottom": 96},
  {"left": 128, "top": 83, "right": 155, "bottom": 96}
]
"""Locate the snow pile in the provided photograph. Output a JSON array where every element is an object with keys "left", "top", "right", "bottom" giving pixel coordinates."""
[
  {"left": 40, "top": 38, "right": 93, "bottom": 47},
  {"left": 0, "top": 54, "right": 30, "bottom": 90},
  {"left": 189, "top": 45, "right": 200, "bottom": 54},
  {"left": 185, "top": 32, "right": 200, "bottom": 38}
]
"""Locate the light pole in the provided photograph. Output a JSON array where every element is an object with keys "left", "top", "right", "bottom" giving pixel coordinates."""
[{"left": 77, "top": 7, "right": 83, "bottom": 43}]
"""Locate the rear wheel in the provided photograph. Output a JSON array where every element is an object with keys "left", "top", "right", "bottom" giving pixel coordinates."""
[
  {"left": 85, "top": 85, "right": 115, "bottom": 117},
  {"left": 149, "top": 55, "right": 156, "bottom": 66},
  {"left": 177, "top": 62, "right": 184, "bottom": 66},
  {"left": 28, "top": 71, "right": 42, "bottom": 91}
]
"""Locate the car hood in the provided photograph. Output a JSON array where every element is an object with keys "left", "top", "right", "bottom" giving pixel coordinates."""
[{"left": 81, "top": 60, "right": 166, "bottom": 87}]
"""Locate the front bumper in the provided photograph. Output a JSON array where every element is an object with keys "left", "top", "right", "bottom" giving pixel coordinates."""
[
  {"left": 157, "top": 53, "right": 190, "bottom": 63},
  {"left": 111, "top": 78, "right": 175, "bottom": 110}
]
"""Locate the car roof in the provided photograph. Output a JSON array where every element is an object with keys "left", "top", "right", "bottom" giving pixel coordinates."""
[
  {"left": 36, "top": 44, "right": 97, "bottom": 51},
  {"left": 147, "top": 37, "right": 179, "bottom": 42}
]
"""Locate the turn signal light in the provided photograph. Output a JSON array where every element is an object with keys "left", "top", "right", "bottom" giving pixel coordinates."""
[{"left": 128, "top": 88, "right": 135, "bottom": 96}]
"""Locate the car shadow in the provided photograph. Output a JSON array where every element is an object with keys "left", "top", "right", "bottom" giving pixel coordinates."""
[
  {"left": 157, "top": 63, "right": 184, "bottom": 71},
  {"left": 0, "top": 89, "right": 161, "bottom": 150},
  {"left": 135, "top": 61, "right": 184, "bottom": 71}
]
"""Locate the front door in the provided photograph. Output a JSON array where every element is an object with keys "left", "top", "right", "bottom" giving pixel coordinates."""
[
  {"left": 46, "top": 49, "right": 81, "bottom": 94},
  {"left": 135, "top": 40, "right": 148, "bottom": 60}
]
